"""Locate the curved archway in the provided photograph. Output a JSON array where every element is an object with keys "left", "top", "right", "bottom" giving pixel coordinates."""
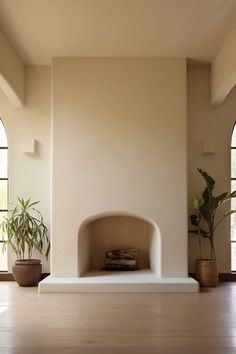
[
  {"left": 78, "top": 211, "right": 161, "bottom": 277},
  {"left": 231, "top": 123, "right": 236, "bottom": 271},
  {"left": 0, "top": 117, "right": 8, "bottom": 271}
]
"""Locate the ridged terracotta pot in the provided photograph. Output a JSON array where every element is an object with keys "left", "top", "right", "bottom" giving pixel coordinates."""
[
  {"left": 195, "top": 258, "right": 218, "bottom": 287},
  {"left": 12, "top": 259, "right": 42, "bottom": 287}
]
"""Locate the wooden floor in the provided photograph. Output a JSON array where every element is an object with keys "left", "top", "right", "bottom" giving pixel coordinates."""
[{"left": 1, "top": 282, "right": 236, "bottom": 354}]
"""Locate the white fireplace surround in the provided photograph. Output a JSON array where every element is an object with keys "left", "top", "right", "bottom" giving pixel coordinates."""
[
  {"left": 39, "top": 211, "right": 198, "bottom": 293},
  {"left": 39, "top": 58, "right": 199, "bottom": 293}
]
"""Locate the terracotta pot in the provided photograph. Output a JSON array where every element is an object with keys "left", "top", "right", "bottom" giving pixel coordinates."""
[
  {"left": 195, "top": 258, "right": 218, "bottom": 287},
  {"left": 12, "top": 259, "right": 42, "bottom": 287}
]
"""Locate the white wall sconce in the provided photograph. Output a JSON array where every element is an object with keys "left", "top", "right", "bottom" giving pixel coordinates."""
[
  {"left": 21, "top": 138, "right": 36, "bottom": 156},
  {"left": 202, "top": 139, "right": 216, "bottom": 154}
]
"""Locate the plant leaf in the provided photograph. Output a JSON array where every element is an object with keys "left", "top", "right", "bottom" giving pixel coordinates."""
[
  {"left": 198, "top": 168, "right": 215, "bottom": 190},
  {"left": 1, "top": 197, "right": 50, "bottom": 260},
  {"left": 191, "top": 197, "right": 204, "bottom": 210}
]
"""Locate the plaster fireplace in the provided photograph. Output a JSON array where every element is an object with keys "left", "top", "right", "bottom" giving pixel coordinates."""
[{"left": 39, "top": 58, "right": 198, "bottom": 292}]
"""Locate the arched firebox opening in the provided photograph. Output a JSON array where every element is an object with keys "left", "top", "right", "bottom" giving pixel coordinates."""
[{"left": 78, "top": 212, "right": 161, "bottom": 277}]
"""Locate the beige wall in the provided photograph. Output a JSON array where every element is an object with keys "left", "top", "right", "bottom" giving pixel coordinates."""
[
  {"left": 0, "top": 66, "right": 51, "bottom": 272},
  {"left": 188, "top": 65, "right": 236, "bottom": 272},
  {"left": 2, "top": 61, "right": 234, "bottom": 276},
  {"left": 51, "top": 58, "right": 188, "bottom": 278}
]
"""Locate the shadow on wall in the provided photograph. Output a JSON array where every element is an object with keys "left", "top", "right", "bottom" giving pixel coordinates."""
[{"left": 77, "top": 212, "right": 161, "bottom": 277}]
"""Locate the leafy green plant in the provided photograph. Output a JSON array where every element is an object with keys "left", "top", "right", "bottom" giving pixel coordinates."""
[
  {"left": 0, "top": 197, "right": 50, "bottom": 260},
  {"left": 189, "top": 169, "right": 236, "bottom": 260}
]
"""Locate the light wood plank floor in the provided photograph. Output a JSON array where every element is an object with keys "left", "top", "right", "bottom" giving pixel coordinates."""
[{"left": 1, "top": 281, "right": 236, "bottom": 354}]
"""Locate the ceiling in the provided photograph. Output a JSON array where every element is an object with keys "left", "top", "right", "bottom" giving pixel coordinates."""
[{"left": 0, "top": 0, "right": 236, "bottom": 65}]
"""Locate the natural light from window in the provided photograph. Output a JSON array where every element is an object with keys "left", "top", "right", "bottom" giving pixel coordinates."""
[
  {"left": 0, "top": 119, "right": 8, "bottom": 272},
  {"left": 231, "top": 124, "right": 236, "bottom": 271}
]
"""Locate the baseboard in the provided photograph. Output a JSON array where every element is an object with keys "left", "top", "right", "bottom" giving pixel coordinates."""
[
  {"left": 189, "top": 272, "right": 236, "bottom": 281},
  {"left": 0, "top": 273, "right": 50, "bottom": 281},
  {"left": 1, "top": 272, "right": 236, "bottom": 282},
  {"left": 219, "top": 273, "right": 236, "bottom": 281}
]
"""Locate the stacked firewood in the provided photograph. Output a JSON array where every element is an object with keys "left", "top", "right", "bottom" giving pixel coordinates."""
[{"left": 103, "top": 248, "right": 138, "bottom": 271}]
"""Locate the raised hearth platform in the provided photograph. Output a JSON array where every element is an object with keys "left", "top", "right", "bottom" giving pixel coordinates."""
[{"left": 38, "top": 270, "right": 199, "bottom": 293}]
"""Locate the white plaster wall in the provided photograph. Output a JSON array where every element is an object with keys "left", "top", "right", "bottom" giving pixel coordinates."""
[
  {"left": 188, "top": 65, "right": 236, "bottom": 273},
  {"left": 0, "top": 62, "right": 234, "bottom": 276},
  {"left": 0, "top": 66, "right": 51, "bottom": 272},
  {"left": 51, "top": 58, "right": 188, "bottom": 278}
]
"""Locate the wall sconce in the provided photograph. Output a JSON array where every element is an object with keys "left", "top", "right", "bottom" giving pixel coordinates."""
[
  {"left": 21, "top": 138, "right": 36, "bottom": 156},
  {"left": 202, "top": 139, "right": 216, "bottom": 154}
]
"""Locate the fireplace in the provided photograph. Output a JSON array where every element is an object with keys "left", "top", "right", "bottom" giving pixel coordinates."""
[
  {"left": 39, "top": 58, "right": 198, "bottom": 292},
  {"left": 39, "top": 212, "right": 197, "bottom": 293}
]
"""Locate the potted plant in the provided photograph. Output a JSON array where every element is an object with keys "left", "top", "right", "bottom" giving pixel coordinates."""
[
  {"left": 0, "top": 197, "right": 50, "bottom": 286},
  {"left": 189, "top": 169, "right": 236, "bottom": 286}
]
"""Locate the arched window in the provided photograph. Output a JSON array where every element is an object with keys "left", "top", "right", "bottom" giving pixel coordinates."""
[
  {"left": 231, "top": 124, "right": 236, "bottom": 271},
  {"left": 0, "top": 119, "right": 8, "bottom": 271}
]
